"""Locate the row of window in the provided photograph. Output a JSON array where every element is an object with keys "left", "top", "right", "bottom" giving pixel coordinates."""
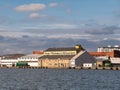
[{"left": 18, "top": 57, "right": 38, "bottom": 60}]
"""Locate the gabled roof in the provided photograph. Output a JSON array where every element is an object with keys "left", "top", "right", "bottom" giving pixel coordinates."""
[
  {"left": 39, "top": 55, "right": 75, "bottom": 60},
  {"left": 45, "top": 47, "right": 76, "bottom": 51},
  {"left": 75, "top": 51, "right": 96, "bottom": 65}
]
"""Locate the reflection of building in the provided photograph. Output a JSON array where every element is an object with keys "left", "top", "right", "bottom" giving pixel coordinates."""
[
  {"left": 38, "top": 45, "right": 96, "bottom": 68},
  {"left": 18, "top": 54, "right": 43, "bottom": 67}
]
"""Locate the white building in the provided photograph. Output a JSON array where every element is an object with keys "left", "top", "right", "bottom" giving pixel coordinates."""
[
  {"left": 18, "top": 54, "right": 43, "bottom": 67},
  {"left": 0, "top": 54, "right": 24, "bottom": 67},
  {"left": 110, "top": 58, "right": 120, "bottom": 64},
  {"left": 98, "top": 45, "right": 120, "bottom": 52}
]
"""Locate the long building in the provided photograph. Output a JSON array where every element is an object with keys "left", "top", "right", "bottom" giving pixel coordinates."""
[
  {"left": 17, "top": 54, "right": 43, "bottom": 67},
  {"left": 0, "top": 54, "right": 25, "bottom": 67},
  {"left": 98, "top": 45, "right": 120, "bottom": 52},
  {"left": 38, "top": 45, "right": 96, "bottom": 68},
  {"left": 89, "top": 50, "right": 120, "bottom": 58}
]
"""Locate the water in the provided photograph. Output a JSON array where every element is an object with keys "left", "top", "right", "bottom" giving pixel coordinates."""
[{"left": 0, "top": 69, "right": 119, "bottom": 90}]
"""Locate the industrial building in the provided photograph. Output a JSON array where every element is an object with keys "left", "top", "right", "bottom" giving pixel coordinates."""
[
  {"left": 17, "top": 54, "right": 43, "bottom": 67},
  {"left": 38, "top": 45, "right": 96, "bottom": 68},
  {"left": 90, "top": 45, "right": 120, "bottom": 67},
  {"left": 0, "top": 54, "right": 25, "bottom": 67},
  {"left": 98, "top": 45, "right": 120, "bottom": 52}
]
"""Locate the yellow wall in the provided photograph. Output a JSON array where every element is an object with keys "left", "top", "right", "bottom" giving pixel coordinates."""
[
  {"left": 44, "top": 51, "right": 76, "bottom": 55},
  {"left": 38, "top": 59, "right": 70, "bottom": 68},
  {"left": 96, "top": 61, "right": 103, "bottom": 67}
]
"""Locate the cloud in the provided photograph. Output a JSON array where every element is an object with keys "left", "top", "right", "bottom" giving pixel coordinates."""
[
  {"left": 85, "top": 29, "right": 114, "bottom": 35},
  {"left": 103, "top": 26, "right": 120, "bottom": 31},
  {"left": 29, "top": 13, "right": 40, "bottom": 18},
  {"left": 0, "top": 35, "right": 4, "bottom": 40},
  {"left": 85, "top": 25, "right": 120, "bottom": 35},
  {"left": 0, "top": 34, "right": 94, "bottom": 54},
  {"left": 23, "top": 23, "right": 79, "bottom": 30},
  {"left": 49, "top": 2, "right": 58, "bottom": 7},
  {"left": 14, "top": 3, "right": 46, "bottom": 12},
  {"left": 29, "top": 13, "right": 47, "bottom": 19},
  {"left": 1, "top": 31, "right": 120, "bottom": 54}
]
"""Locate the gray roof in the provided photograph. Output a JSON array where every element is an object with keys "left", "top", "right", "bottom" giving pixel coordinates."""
[
  {"left": 96, "top": 59, "right": 108, "bottom": 62},
  {"left": 75, "top": 51, "right": 96, "bottom": 66},
  {"left": 39, "top": 55, "right": 75, "bottom": 60},
  {"left": 45, "top": 47, "right": 76, "bottom": 51},
  {"left": 19, "top": 54, "right": 43, "bottom": 59},
  {"left": 1, "top": 54, "right": 25, "bottom": 59},
  {"left": 99, "top": 47, "right": 120, "bottom": 49}
]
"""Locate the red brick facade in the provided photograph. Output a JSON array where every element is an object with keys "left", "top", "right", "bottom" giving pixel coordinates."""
[{"left": 89, "top": 50, "right": 120, "bottom": 58}]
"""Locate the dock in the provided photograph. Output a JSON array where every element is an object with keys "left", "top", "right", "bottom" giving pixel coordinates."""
[{"left": 0, "top": 66, "right": 120, "bottom": 70}]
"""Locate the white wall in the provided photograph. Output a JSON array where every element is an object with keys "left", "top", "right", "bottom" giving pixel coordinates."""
[
  {"left": 83, "top": 63, "right": 92, "bottom": 68},
  {"left": 28, "top": 62, "right": 38, "bottom": 67},
  {"left": 0, "top": 59, "right": 18, "bottom": 67},
  {"left": 111, "top": 58, "right": 120, "bottom": 63},
  {"left": 70, "top": 60, "right": 75, "bottom": 67}
]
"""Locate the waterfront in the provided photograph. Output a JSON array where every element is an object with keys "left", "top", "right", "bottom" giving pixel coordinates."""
[{"left": 0, "top": 69, "right": 120, "bottom": 90}]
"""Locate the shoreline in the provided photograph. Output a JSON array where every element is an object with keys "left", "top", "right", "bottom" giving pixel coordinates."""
[{"left": 0, "top": 66, "right": 120, "bottom": 70}]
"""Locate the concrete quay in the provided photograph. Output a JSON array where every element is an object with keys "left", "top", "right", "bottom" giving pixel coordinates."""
[
  {"left": 75, "top": 66, "right": 120, "bottom": 70},
  {"left": 0, "top": 66, "right": 120, "bottom": 70}
]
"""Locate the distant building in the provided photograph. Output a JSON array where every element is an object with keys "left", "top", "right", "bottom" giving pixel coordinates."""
[
  {"left": 90, "top": 45, "right": 120, "bottom": 67},
  {"left": 0, "top": 54, "right": 25, "bottom": 67},
  {"left": 89, "top": 50, "right": 120, "bottom": 58},
  {"left": 98, "top": 45, "right": 120, "bottom": 52},
  {"left": 39, "top": 55, "right": 74, "bottom": 68},
  {"left": 33, "top": 51, "right": 44, "bottom": 54},
  {"left": 38, "top": 45, "right": 96, "bottom": 68},
  {"left": 18, "top": 54, "right": 43, "bottom": 67},
  {"left": 110, "top": 58, "right": 120, "bottom": 67}
]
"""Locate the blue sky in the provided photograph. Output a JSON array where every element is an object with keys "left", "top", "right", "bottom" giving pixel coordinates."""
[{"left": 0, "top": 0, "right": 120, "bottom": 54}]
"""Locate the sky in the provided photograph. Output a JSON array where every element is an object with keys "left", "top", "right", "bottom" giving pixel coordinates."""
[{"left": 0, "top": 0, "right": 120, "bottom": 54}]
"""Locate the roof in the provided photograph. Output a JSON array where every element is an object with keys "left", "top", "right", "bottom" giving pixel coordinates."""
[
  {"left": 39, "top": 55, "right": 75, "bottom": 60},
  {"left": 33, "top": 51, "right": 44, "bottom": 54},
  {"left": 1, "top": 54, "right": 25, "bottom": 59},
  {"left": 96, "top": 59, "right": 108, "bottom": 62},
  {"left": 45, "top": 47, "right": 76, "bottom": 51},
  {"left": 98, "top": 47, "right": 120, "bottom": 49},
  {"left": 19, "top": 54, "right": 43, "bottom": 59},
  {"left": 75, "top": 51, "right": 96, "bottom": 66}
]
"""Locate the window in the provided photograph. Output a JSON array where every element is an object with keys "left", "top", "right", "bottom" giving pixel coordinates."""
[{"left": 54, "top": 63, "right": 57, "bottom": 65}]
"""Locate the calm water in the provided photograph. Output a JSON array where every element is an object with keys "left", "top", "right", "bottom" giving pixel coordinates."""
[{"left": 0, "top": 69, "right": 119, "bottom": 90}]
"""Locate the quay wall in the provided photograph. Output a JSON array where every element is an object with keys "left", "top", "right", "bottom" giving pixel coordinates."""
[{"left": 0, "top": 66, "right": 120, "bottom": 70}]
